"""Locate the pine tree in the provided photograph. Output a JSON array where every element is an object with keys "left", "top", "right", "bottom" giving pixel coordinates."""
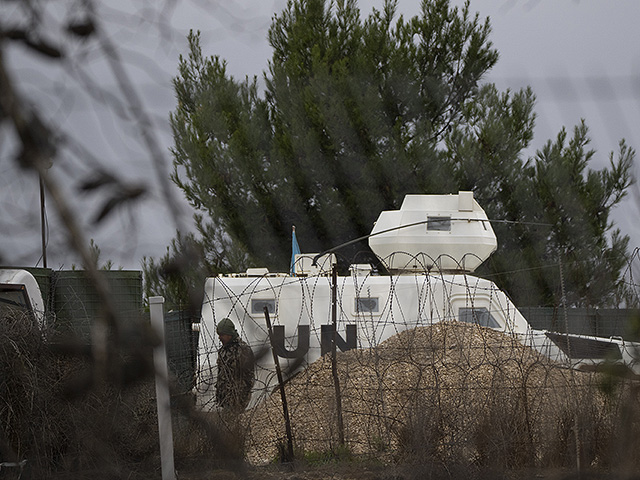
[{"left": 160, "top": 0, "right": 635, "bottom": 308}]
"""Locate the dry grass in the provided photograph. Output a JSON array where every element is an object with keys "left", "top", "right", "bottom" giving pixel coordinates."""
[{"left": 0, "top": 310, "right": 161, "bottom": 479}]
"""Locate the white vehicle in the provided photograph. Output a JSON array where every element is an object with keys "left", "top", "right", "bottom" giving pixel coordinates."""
[
  {"left": 195, "top": 192, "right": 640, "bottom": 410},
  {"left": 0, "top": 268, "right": 46, "bottom": 329}
]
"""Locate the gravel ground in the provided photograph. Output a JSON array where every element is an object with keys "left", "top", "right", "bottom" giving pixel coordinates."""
[{"left": 241, "top": 321, "right": 603, "bottom": 467}]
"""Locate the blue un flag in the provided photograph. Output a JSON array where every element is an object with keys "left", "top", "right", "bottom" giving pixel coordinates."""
[{"left": 290, "top": 226, "right": 301, "bottom": 276}]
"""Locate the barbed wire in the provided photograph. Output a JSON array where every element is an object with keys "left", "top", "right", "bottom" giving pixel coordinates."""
[{"left": 186, "top": 250, "right": 640, "bottom": 466}]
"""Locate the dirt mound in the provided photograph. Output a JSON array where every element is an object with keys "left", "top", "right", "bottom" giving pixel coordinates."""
[{"left": 243, "top": 321, "right": 605, "bottom": 467}]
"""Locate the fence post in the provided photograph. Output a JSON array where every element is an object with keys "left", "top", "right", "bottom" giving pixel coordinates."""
[
  {"left": 558, "top": 258, "right": 581, "bottom": 472},
  {"left": 150, "top": 296, "right": 176, "bottom": 480},
  {"left": 264, "top": 306, "right": 295, "bottom": 462},
  {"left": 331, "top": 264, "right": 345, "bottom": 447}
]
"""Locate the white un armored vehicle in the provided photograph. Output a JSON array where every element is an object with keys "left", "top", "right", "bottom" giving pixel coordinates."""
[{"left": 194, "top": 191, "right": 639, "bottom": 409}]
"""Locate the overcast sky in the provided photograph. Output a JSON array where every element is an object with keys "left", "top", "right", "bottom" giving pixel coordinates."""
[{"left": 1, "top": 0, "right": 639, "bottom": 271}]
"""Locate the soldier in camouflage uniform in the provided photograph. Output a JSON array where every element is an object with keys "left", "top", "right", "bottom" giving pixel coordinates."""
[{"left": 215, "top": 318, "right": 255, "bottom": 412}]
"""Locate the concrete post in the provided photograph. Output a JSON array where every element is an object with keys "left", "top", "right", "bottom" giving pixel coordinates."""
[{"left": 149, "top": 296, "right": 176, "bottom": 480}]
